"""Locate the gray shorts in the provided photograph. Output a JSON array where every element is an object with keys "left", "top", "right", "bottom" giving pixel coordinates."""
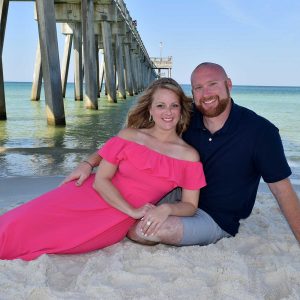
[
  {"left": 180, "top": 209, "right": 231, "bottom": 246},
  {"left": 158, "top": 188, "right": 231, "bottom": 246}
]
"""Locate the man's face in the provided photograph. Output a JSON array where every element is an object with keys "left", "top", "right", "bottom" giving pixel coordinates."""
[{"left": 191, "top": 67, "right": 232, "bottom": 118}]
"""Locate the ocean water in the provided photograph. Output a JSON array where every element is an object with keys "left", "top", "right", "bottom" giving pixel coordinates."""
[
  {"left": 231, "top": 85, "right": 300, "bottom": 186},
  {"left": 0, "top": 82, "right": 139, "bottom": 178},
  {"left": 0, "top": 82, "right": 299, "bottom": 186}
]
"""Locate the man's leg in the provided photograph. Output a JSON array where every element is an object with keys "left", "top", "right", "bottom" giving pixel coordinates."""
[
  {"left": 127, "top": 187, "right": 231, "bottom": 246},
  {"left": 127, "top": 209, "right": 231, "bottom": 246},
  {"left": 127, "top": 188, "right": 184, "bottom": 245},
  {"left": 127, "top": 216, "right": 183, "bottom": 245}
]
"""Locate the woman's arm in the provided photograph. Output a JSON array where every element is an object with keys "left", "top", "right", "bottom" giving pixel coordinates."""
[
  {"left": 61, "top": 151, "right": 102, "bottom": 186},
  {"left": 141, "top": 188, "right": 200, "bottom": 236},
  {"left": 93, "top": 159, "right": 153, "bottom": 219}
]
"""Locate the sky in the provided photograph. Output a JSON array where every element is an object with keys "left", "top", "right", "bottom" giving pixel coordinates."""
[{"left": 2, "top": 0, "right": 300, "bottom": 86}]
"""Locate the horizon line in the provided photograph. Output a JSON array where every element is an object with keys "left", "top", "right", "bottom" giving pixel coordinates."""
[{"left": 3, "top": 81, "right": 300, "bottom": 89}]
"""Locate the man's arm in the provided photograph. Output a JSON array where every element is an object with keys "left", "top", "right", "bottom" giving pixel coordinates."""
[
  {"left": 61, "top": 151, "right": 102, "bottom": 186},
  {"left": 268, "top": 178, "right": 300, "bottom": 243}
]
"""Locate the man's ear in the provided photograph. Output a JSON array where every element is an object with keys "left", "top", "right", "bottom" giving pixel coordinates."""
[{"left": 226, "top": 78, "right": 233, "bottom": 91}]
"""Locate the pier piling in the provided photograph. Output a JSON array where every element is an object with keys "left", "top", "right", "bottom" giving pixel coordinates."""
[
  {"left": 36, "top": 0, "right": 65, "bottom": 125},
  {"left": 31, "top": 41, "right": 43, "bottom": 101},
  {"left": 1, "top": 0, "right": 158, "bottom": 125},
  {"left": 0, "top": 0, "right": 9, "bottom": 120}
]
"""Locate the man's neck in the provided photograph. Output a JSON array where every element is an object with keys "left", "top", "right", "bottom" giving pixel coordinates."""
[{"left": 203, "top": 101, "right": 232, "bottom": 134}]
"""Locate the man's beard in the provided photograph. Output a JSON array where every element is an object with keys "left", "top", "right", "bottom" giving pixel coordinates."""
[{"left": 195, "top": 95, "right": 230, "bottom": 118}]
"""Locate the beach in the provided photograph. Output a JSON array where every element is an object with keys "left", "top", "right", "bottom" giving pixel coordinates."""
[
  {"left": 0, "top": 177, "right": 300, "bottom": 299},
  {"left": 1, "top": 83, "right": 300, "bottom": 299},
  {"left": 2, "top": 0, "right": 300, "bottom": 297}
]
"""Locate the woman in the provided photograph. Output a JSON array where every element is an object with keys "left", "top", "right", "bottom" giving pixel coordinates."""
[{"left": 0, "top": 78, "right": 206, "bottom": 261}]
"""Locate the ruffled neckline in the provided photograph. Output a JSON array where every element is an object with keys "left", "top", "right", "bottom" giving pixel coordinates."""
[
  {"left": 114, "top": 136, "right": 198, "bottom": 164},
  {"left": 99, "top": 135, "right": 206, "bottom": 189}
]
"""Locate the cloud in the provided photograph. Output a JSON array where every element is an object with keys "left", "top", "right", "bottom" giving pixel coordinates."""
[{"left": 214, "top": 0, "right": 264, "bottom": 30}]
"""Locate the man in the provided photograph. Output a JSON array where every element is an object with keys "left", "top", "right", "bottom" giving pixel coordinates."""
[{"left": 63, "top": 62, "right": 300, "bottom": 246}]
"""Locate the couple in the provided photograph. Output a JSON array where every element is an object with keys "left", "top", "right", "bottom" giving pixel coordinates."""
[{"left": 0, "top": 62, "right": 299, "bottom": 261}]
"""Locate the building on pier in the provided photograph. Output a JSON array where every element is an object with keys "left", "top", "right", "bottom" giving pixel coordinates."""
[{"left": 151, "top": 56, "right": 172, "bottom": 78}]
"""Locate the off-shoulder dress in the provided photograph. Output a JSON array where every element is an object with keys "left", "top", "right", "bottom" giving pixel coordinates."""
[{"left": 0, "top": 136, "right": 206, "bottom": 260}]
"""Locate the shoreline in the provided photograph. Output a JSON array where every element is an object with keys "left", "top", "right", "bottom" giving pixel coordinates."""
[
  {"left": 0, "top": 175, "right": 65, "bottom": 209},
  {"left": 1, "top": 175, "right": 300, "bottom": 208}
]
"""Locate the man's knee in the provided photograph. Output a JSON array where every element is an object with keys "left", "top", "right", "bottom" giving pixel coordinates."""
[
  {"left": 157, "top": 216, "right": 183, "bottom": 245},
  {"left": 127, "top": 217, "right": 184, "bottom": 246},
  {"left": 127, "top": 222, "right": 159, "bottom": 246}
]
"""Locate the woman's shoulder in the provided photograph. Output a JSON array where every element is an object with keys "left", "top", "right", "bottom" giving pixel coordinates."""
[
  {"left": 117, "top": 128, "right": 139, "bottom": 141},
  {"left": 165, "top": 137, "right": 200, "bottom": 162},
  {"left": 117, "top": 129, "right": 200, "bottom": 163},
  {"left": 178, "top": 140, "right": 200, "bottom": 162},
  {"left": 117, "top": 128, "right": 150, "bottom": 143}
]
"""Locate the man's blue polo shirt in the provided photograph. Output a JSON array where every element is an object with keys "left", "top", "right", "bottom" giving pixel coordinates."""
[{"left": 183, "top": 100, "right": 291, "bottom": 236}]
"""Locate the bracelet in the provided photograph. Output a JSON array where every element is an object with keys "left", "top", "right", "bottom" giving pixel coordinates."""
[{"left": 82, "top": 160, "right": 94, "bottom": 169}]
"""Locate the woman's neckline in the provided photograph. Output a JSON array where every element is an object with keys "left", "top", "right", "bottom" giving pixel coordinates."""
[{"left": 114, "top": 135, "right": 199, "bottom": 164}]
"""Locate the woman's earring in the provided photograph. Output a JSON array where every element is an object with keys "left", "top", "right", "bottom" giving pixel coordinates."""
[{"left": 149, "top": 115, "right": 153, "bottom": 122}]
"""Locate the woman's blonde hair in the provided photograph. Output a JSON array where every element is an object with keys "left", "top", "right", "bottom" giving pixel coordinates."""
[{"left": 125, "top": 78, "right": 192, "bottom": 135}]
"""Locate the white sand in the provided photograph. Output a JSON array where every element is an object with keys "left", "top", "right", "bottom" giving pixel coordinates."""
[{"left": 0, "top": 177, "right": 299, "bottom": 300}]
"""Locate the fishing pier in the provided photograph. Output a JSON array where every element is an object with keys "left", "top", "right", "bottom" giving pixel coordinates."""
[{"left": 0, "top": 0, "right": 161, "bottom": 125}]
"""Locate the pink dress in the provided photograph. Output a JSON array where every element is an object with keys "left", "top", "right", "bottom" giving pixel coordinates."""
[{"left": 0, "top": 137, "right": 206, "bottom": 261}]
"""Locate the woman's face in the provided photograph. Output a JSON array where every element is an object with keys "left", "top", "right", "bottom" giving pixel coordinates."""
[{"left": 149, "top": 88, "right": 181, "bottom": 131}]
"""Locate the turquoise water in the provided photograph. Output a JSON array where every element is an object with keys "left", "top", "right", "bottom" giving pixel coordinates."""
[
  {"left": 0, "top": 82, "right": 139, "bottom": 177},
  {"left": 0, "top": 82, "right": 299, "bottom": 185},
  {"left": 231, "top": 85, "right": 300, "bottom": 186}
]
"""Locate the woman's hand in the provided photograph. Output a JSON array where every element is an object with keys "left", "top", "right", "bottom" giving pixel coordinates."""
[
  {"left": 130, "top": 203, "right": 156, "bottom": 219},
  {"left": 60, "top": 162, "right": 93, "bottom": 186},
  {"left": 140, "top": 204, "right": 171, "bottom": 237}
]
